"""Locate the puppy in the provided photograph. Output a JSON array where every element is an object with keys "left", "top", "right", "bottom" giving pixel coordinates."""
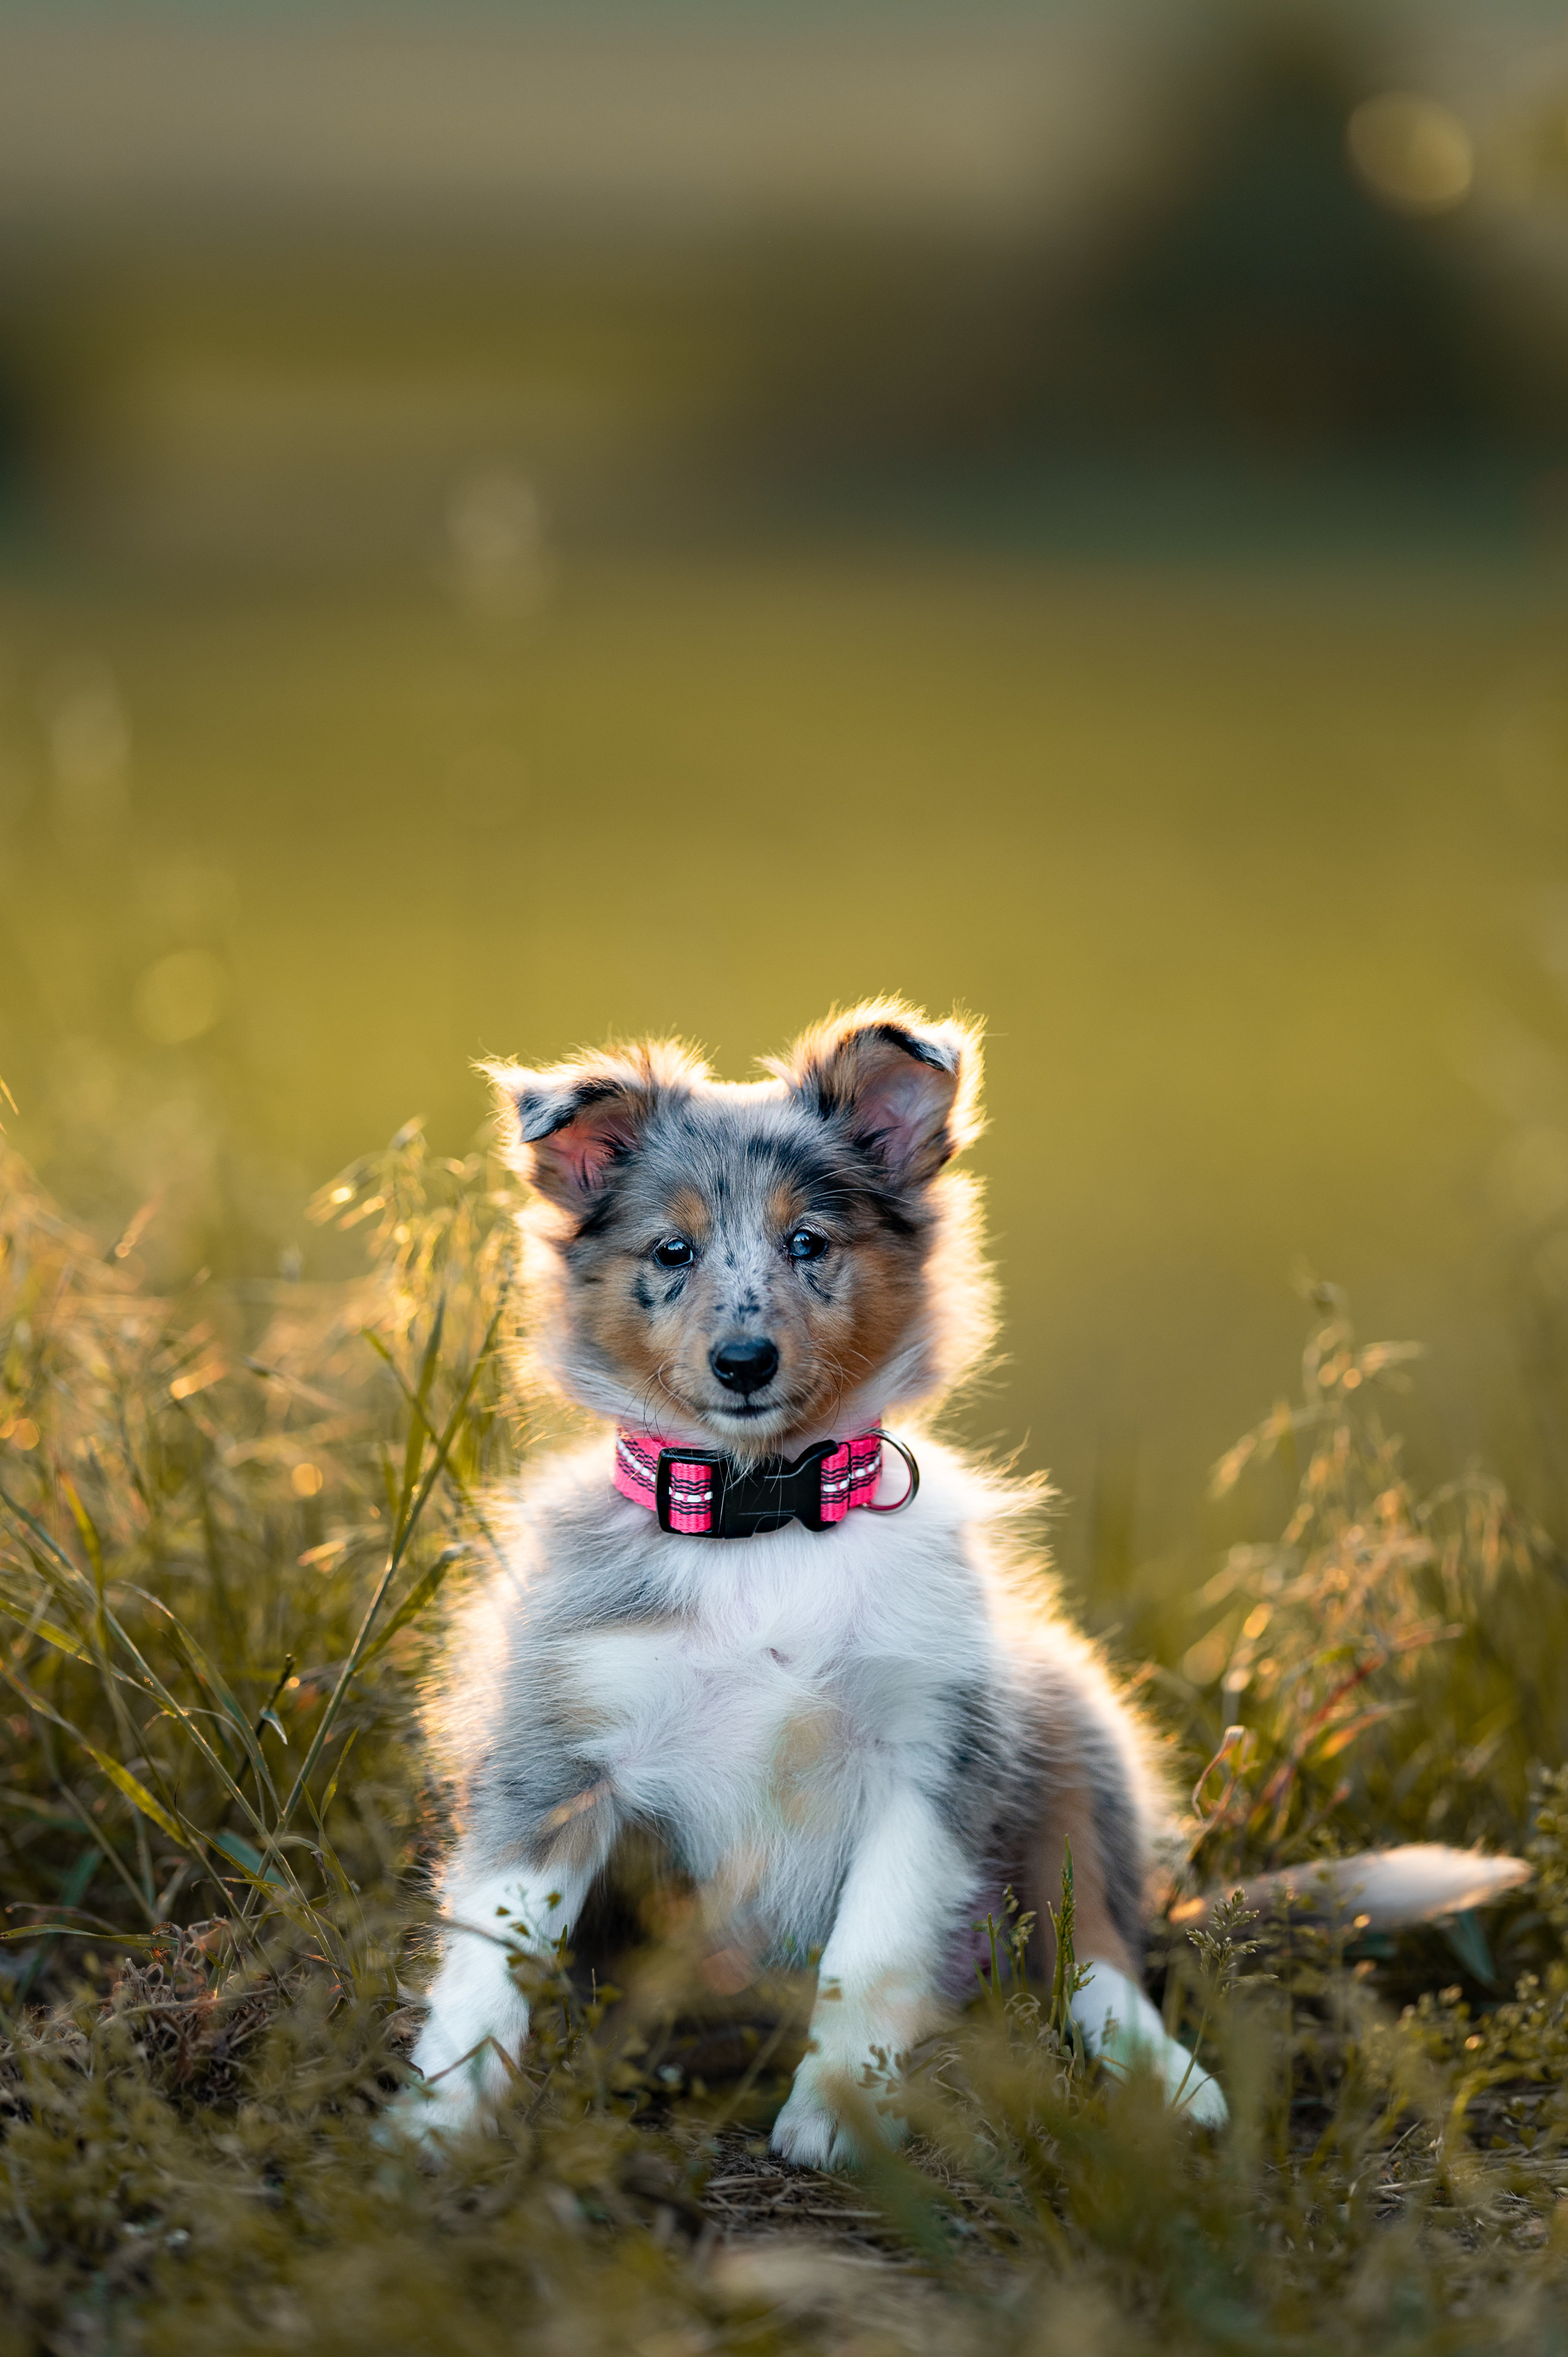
[
  {"left": 397, "top": 999, "right": 1236, "bottom": 2161},
  {"left": 399, "top": 1003, "right": 1529, "bottom": 2152}
]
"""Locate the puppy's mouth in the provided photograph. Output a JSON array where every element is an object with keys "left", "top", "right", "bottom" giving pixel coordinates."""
[{"left": 666, "top": 1386, "right": 820, "bottom": 1438}]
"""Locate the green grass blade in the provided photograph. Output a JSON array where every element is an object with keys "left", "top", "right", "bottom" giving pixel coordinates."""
[
  {"left": 0, "top": 1603, "right": 91, "bottom": 1663},
  {"left": 82, "top": 1744, "right": 188, "bottom": 1849},
  {"left": 211, "top": 1831, "right": 289, "bottom": 1890},
  {"left": 125, "top": 1588, "right": 276, "bottom": 1797},
  {"left": 0, "top": 1481, "right": 90, "bottom": 1585},
  {"left": 360, "top": 1544, "right": 464, "bottom": 1664}
]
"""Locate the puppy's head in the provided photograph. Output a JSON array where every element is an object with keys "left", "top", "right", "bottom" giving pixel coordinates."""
[{"left": 484, "top": 1001, "right": 991, "bottom": 1454}]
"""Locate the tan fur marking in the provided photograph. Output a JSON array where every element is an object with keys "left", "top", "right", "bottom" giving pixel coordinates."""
[
  {"left": 665, "top": 1187, "right": 711, "bottom": 1243},
  {"left": 835, "top": 1235, "right": 924, "bottom": 1405},
  {"left": 766, "top": 1182, "right": 801, "bottom": 1233},
  {"left": 516, "top": 1780, "right": 614, "bottom": 1874},
  {"left": 586, "top": 1268, "right": 677, "bottom": 1410}
]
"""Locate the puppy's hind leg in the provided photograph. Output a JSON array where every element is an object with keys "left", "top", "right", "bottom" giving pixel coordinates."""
[{"left": 1025, "top": 1743, "right": 1227, "bottom": 2129}]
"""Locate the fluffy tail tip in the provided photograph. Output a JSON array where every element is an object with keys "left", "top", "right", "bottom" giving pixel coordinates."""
[{"left": 1174, "top": 1844, "right": 1531, "bottom": 1933}]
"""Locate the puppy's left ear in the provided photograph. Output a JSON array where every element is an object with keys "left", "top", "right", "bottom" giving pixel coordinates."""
[{"left": 775, "top": 1003, "right": 983, "bottom": 1185}]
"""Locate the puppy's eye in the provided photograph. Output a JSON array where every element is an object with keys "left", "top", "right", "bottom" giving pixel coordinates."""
[
  {"left": 786, "top": 1229, "right": 828, "bottom": 1262},
  {"left": 652, "top": 1236, "right": 696, "bottom": 1268}
]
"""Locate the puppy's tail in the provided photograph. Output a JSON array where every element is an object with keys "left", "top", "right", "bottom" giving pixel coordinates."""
[{"left": 1171, "top": 1844, "right": 1530, "bottom": 1934}]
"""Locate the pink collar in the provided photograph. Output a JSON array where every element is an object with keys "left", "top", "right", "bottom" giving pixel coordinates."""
[{"left": 613, "top": 1426, "right": 917, "bottom": 1537}]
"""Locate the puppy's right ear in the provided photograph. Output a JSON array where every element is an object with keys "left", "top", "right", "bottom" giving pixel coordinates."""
[{"left": 480, "top": 1043, "right": 702, "bottom": 1211}]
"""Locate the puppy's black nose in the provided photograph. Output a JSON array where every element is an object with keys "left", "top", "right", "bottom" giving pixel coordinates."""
[{"left": 710, "top": 1338, "right": 780, "bottom": 1395}]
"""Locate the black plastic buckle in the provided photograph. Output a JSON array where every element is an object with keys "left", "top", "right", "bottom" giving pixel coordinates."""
[{"left": 655, "top": 1438, "right": 839, "bottom": 1537}]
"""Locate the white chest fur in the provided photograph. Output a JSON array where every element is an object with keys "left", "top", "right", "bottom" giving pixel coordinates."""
[{"left": 559, "top": 1503, "right": 987, "bottom": 1939}]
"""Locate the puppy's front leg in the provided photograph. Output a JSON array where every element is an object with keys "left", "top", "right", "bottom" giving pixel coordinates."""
[
  {"left": 397, "top": 1851, "right": 595, "bottom": 2144},
  {"left": 771, "top": 1785, "right": 972, "bottom": 2170}
]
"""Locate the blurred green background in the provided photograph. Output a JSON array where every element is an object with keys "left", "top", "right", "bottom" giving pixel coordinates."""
[{"left": 5, "top": 0, "right": 1568, "bottom": 1601}]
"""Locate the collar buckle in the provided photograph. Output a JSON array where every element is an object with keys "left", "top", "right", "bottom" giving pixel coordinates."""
[{"left": 654, "top": 1438, "right": 839, "bottom": 1537}]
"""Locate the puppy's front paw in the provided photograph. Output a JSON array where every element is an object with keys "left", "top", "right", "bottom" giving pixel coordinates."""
[
  {"left": 770, "top": 2086, "right": 854, "bottom": 2170},
  {"left": 769, "top": 2056, "right": 907, "bottom": 2170},
  {"left": 375, "top": 2073, "right": 486, "bottom": 2157},
  {"left": 381, "top": 2025, "right": 522, "bottom": 2154},
  {"left": 1072, "top": 1962, "right": 1229, "bottom": 2130},
  {"left": 1167, "top": 2052, "right": 1229, "bottom": 2129},
  {"left": 1098, "top": 2020, "right": 1230, "bottom": 2129}
]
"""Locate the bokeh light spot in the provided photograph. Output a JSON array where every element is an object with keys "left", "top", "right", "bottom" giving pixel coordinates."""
[
  {"left": 443, "top": 466, "right": 555, "bottom": 615},
  {"left": 1346, "top": 93, "right": 1473, "bottom": 215},
  {"left": 291, "top": 1462, "right": 323, "bottom": 1498},
  {"left": 132, "top": 950, "right": 227, "bottom": 1046},
  {"left": 41, "top": 658, "right": 132, "bottom": 830}
]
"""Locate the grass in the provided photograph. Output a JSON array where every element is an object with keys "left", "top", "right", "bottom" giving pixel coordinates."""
[{"left": 7, "top": 1125, "right": 1568, "bottom": 2353}]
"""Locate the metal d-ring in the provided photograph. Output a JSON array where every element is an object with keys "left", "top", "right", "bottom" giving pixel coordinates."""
[{"left": 866, "top": 1428, "right": 920, "bottom": 1513}]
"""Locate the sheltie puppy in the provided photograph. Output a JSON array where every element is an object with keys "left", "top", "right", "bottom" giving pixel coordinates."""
[{"left": 396, "top": 1002, "right": 1525, "bottom": 2164}]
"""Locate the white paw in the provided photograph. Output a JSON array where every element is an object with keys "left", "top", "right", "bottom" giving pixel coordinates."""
[
  {"left": 1097, "top": 2025, "right": 1229, "bottom": 2128},
  {"left": 770, "top": 2089, "right": 857, "bottom": 2170},
  {"left": 769, "top": 2058, "right": 907, "bottom": 2169},
  {"left": 382, "top": 2022, "right": 523, "bottom": 2152},
  {"left": 376, "top": 2072, "right": 488, "bottom": 2154},
  {"left": 1071, "top": 1961, "right": 1229, "bottom": 2129},
  {"left": 1168, "top": 2055, "right": 1229, "bottom": 2129}
]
